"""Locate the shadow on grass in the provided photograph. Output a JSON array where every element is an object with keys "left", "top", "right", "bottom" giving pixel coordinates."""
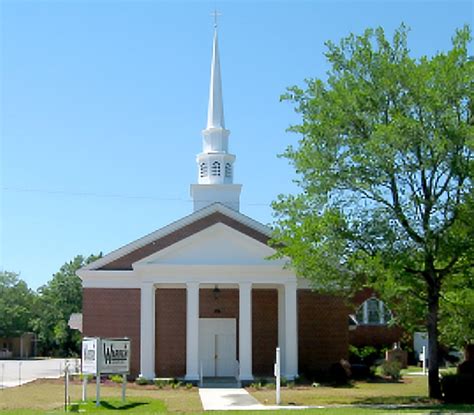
[
  {"left": 357, "top": 403, "right": 474, "bottom": 413},
  {"left": 354, "top": 395, "right": 433, "bottom": 405},
  {"left": 98, "top": 401, "right": 148, "bottom": 410}
]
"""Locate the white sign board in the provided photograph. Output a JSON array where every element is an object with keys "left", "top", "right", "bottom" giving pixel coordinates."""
[
  {"left": 82, "top": 337, "right": 99, "bottom": 374},
  {"left": 82, "top": 337, "right": 131, "bottom": 375},
  {"left": 100, "top": 338, "right": 130, "bottom": 375}
]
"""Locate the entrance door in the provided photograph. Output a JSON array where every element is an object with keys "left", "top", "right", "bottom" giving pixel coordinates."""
[{"left": 199, "top": 318, "right": 236, "bottom": 377}]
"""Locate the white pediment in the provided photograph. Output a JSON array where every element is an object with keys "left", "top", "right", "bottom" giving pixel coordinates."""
[{"left": 134, "top": 222, "right": 281, "bottom": 267}]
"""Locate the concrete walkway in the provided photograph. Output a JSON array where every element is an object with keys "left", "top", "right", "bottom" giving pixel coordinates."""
[
  {"left": 198, "top": 388, "right": 322, "bottom": 411},
  {"left": 199, "top": 388, "right": 266, "bottom": 410}
]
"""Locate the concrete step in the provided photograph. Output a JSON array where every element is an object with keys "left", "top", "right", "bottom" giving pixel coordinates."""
[{"left": 200, "top": 376, "right": 241, "bottom": 388}]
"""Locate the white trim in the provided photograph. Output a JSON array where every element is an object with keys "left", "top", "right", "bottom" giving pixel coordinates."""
[{"left": 80, "top": 203, "right": 272, "bottom": 271}]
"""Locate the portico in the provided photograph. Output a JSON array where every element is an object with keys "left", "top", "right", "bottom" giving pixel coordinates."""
[{"left": 138, "top": 276, "right": 298, "bottom": 382}]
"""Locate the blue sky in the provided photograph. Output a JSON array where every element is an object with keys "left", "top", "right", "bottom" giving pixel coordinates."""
[{"left": 1, "top": 0, "right": 472, "bottom": 289}]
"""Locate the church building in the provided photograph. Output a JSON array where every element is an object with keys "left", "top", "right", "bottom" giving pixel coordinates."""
[{"left": 77, "top": 27, "right": 349, "bottom": 383}]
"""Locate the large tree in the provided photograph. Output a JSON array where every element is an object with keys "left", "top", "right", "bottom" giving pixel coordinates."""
[
  {"left": 272, "top": 25, "right": 473, "bottom": 398},
  {"left": 34, "top": 254, "right": 101, "bottom": 356},
  {"left": 0, "top": 271, "right": 36, "bottom": 337}
]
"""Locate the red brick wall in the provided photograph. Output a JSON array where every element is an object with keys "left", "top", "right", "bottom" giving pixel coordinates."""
[
  {"left": 349, "top": 326, "right": 403, "bottom": 348},
  {"left": 298, "top": 291, "right": 349, "bottom": 375},
  {"left": 252, "top": 289, "right": 278, "bottom": 376},
  {"left": 83, "top": 288, "right": 141, "bottom": 378},
  {"left": 155, "top": 289, "right": 186, "bottom": 377},
  {"left": 200, "top": 289, "right": 239, "bottom": 319}
]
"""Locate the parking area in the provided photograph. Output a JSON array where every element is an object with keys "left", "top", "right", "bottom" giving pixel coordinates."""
[{"left": 0, "top": 358, "right": 78, "bottom": 388}]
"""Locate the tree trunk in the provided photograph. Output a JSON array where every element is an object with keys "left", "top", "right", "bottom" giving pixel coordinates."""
[{"left": 427, "top": 281, "right": 442, "bottom": 399}]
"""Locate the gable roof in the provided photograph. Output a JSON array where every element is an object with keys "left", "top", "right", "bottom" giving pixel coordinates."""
[{"left": 82, "top": 203, "right": 273, "bottom": 271}]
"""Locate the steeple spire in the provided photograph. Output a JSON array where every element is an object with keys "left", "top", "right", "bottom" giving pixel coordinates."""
[
  {"left": 190, "top": 20, "right": 242, "bottom": 212},
  {"left": 207, "top": 29, "right": 225, "bottom": 129}
]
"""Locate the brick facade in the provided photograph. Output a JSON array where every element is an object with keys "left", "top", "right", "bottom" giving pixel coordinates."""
[
  {"left": 83, "top": 287, "right": 351, "bottom": 379},
  {"left": 349, "top": 326, "right": 403, "bottom": 348},
  {"left": 252, "top": 289, "right": 278, "bottom": 376},
  {"left": 298, "top": 290, "right": 349, "bottom": 375},
  {"left": 82, "top": 288, "right": 141, "bottom": 378},
  {"left": 155, "top": 289, "right": 186, "bottom": 377}
]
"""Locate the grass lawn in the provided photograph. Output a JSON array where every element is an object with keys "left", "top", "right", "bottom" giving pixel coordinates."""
[
  {"left": 250, "top": 376, "right": 430, "bottom": 405},
  {"left": 0, "top": 378, "right": 201, "bottom": 412},
  {"left": 0, "top": 377, "right": 473, "bottom": 414}
]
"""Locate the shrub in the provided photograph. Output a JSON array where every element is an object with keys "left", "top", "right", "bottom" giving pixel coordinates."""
[
  {"left": 350, "top": 363, "right": 372, "bottom": 380},
  {"left": 109, "top": 375, "right": 123, "bottom": 384},
  {"left": 135, "top": 376, "right": 150, "bottom": 385},
  {"left": 380, "top": 360, "right": 402, "bottom": 381},
  {"left": 329, "top": 359, "right": 351, "bottom": 385},
  {"left": 250, "top": 381, "right": 263, "bottom": 390},
  {"left": 171, "top": 381, "right": 182, "bottom": 389},
  {"left": 185, "top": 382, "right": 193, "bottom": 390},
  {"left": 441, "top": 373, "right": 474, "bottom": 403},
  {"left": 154, "top": 379, "right": 167, "bottom": 388},
  {"left": 255, "top": 377, "right": 268, "bottom": 386},
  {"left": 349, "top": 345, "right": 378, "bottom": 365}
]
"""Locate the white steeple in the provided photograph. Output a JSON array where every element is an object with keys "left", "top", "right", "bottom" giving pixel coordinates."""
[
  {"left": 190, "top": 23, "right": 242, "bottom": 212},
  {"left": 207, "top": 29, "right": 225, "bottom": 130}
]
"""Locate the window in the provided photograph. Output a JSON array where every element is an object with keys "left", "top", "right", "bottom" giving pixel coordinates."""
[
  {"left": 199, "top": 162, "right": 208, "bottom": 178},
  {"left": 211, "top": 161, "right": 221, "bottom": 176},
  {"left": 225, "top": 162, "right": 232, "bottom": 178},
  {"left": 355, "top": 297, "right": 392, "bottom": 325}
]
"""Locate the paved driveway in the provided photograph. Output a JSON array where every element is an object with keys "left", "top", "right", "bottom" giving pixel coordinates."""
[{"left": 0, "top": 358, "right": 80, "bottom": 388}]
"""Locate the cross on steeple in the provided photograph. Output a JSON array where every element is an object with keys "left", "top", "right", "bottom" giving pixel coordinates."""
[{"left": 211, "top": 9, "right": 222, "bottom": 28}]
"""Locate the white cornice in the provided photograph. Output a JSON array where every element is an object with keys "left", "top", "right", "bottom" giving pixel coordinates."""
[{"left": 79, "top": 203, "right": 273, "bottom": 272}]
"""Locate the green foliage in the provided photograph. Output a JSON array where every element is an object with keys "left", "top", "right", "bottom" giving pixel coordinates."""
[
  {"left": 272, "top": 24, "right": 473, "bottom": 398},
  {"left": 109, "top": 375, "right": 124, "bottom": 384},
  {"left": 380, "top": 361, "right": 402, "bottom": 381},
  {"left": 135, "top": 377, "right": 151, "bottom": 385},
  {"left": 0, "top": 272, "right": 36, "bottom": 337},
  {"left": 349, "top": 346, "right": 378, "bottom": 363},
  {"left": 32, "top": 253, "right": 101, "bottom": 356}
]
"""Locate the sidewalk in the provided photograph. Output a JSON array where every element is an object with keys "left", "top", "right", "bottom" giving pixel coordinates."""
[{"left": 199, "top": 388, "right": 322, "bottom": 411}]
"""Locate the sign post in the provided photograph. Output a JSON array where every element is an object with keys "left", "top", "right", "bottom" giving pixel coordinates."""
[
  {"left": 82, "top": 338, "right": 131, "bottom": 407},
  {"left": 274, "top": 347, "right": 281, "bottom": 405},
  {"left": 421, "top": 346, "right": 427, "bottom": 375}
]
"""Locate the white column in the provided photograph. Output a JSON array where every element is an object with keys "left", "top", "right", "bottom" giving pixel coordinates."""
[
  {"left": 284, "top": 281, "right": 298, "bottom": 380},
  {"left": 277, "top": 286, "right": 286, "bottom": 374},
  {"left": 185, "top": 282, "right": 200, "bottom": 381},
  {"left": 239, "top": 282, "right": 253, "bottom": 381},
  {"left": 140, "top": 282, "right": 156, "bottom": 379}
]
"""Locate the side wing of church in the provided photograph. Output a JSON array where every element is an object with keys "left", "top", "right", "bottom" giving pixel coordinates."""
[{"left": 77, "top": 27, "right": 349, "bottom": 382}]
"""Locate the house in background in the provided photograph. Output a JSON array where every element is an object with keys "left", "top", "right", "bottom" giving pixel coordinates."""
[
  {"left": 0, "top": 333, "right": 35, "bottom": 359},
  {"left": 77, "top": 27, "right": 350, "bottom": 382}
]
